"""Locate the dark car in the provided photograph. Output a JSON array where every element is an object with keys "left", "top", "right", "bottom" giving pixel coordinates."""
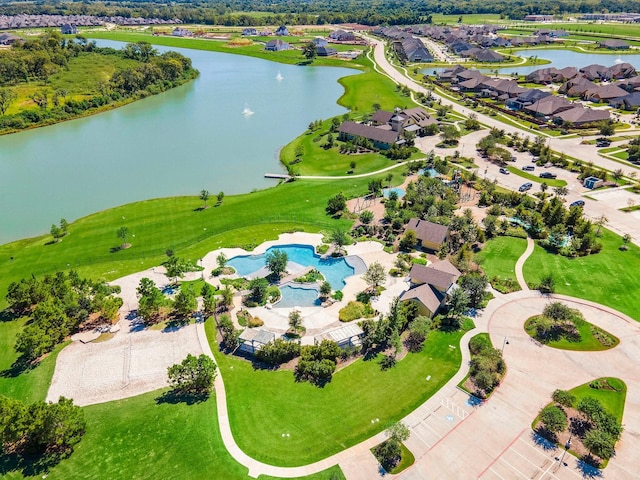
[
  {"left": 570, "top": 200, "right": 585, "bottom": 208},
  {"left": 522, "top": 165, "right": 535, "bottom": 172},
  {"left": 518, "top": 182, "right": 533, "bottom": 192},
  {"left": 539, "top": 172, "right": 557, "bottom": 179},
  {"left": 596, "top": 138, "right": 611, "bottom": 147},
  {"left": 499, "top": 167, "right": 510, "bottom": 175}
]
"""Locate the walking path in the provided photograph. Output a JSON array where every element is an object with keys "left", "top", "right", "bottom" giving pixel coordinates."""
[{"left": 514, "top": 237, "right": 535, "bottom": 291}]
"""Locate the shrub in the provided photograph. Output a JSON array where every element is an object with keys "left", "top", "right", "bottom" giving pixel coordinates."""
[
  {"left": 539, "top": 405, "right": 567, "bottom": 434},
  {"left": 255, "top": 338, "right": 301, "bottom": 365},
  {"left": 551, "top": 389, "right": 576, "bottom": 408},
  {"left": 339, "top": 301, "right": 374, "bottom": 322},
  {"left": 332, "top": 290, "right": 343, "bottom": 301}
]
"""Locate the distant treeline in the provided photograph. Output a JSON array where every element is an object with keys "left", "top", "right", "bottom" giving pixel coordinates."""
[
  {"left": 0, "top": 32, "right": 198, "bottom": 133},
  {"left": 0, "top": 0, "right": 638, "bottom": 25}
]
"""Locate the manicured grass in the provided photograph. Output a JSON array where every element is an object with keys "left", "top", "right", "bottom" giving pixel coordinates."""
[
  {"left": 84, "top": 31, "right": 365, "bottom": 69},
  {"left": 389, "top": 442, "right": 415, "bottom": 474},
  {"left": 0, "top": 318, "right": 69, "bottom": 403},
  {"left": 0, "top": 177, "right": 381, "bottom": 308},
  {"left": 206, "top": 318, "right": 470, "bottom": 466},
  {"left": 523, "top": 229, "right": 640, "bottom": 321},
  {"left": 506, "top": 167, "right": 567, "bottom": 187},
  {"left": 524, "top": 315, "right": 619, "bottom": 351},
  {"left": 571, "top": 378, "right": 627, "bottom": 422},
  {"left": 2, "top": 389, "right": 345, "bottom": 480},
  {"left": 476, "top": 236, "right": 527, "bottom": 284}
]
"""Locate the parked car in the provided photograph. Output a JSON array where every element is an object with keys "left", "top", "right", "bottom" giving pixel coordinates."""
[
  {"left": 522, "top": 165, "right": 535, "bottom": 172},
  {"left": 596, "top": 138, "right": 611, "bottom": 147},
  {"left": 518, "top": 182, "right": 533, "bottom": 192},
  {"left": 570, "top": 200, "right": 585, "bottom": 208},
  {"left": 499, "top": 167, "right": 510, "bottom": 175},
  {"left": 539, "top": 172, "right": 557, "bottom": 179}
]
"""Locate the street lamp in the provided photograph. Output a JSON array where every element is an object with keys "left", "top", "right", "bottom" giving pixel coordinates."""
[{"left": 501, "top": 337, "right": 509, "bottom": 353}]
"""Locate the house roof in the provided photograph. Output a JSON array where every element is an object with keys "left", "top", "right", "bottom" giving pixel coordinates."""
[
  {"left": 239, "top": 328, "right": 276, "bottom": 345},
  {"left": 609, "top": 91, "right": 640, "bottom": 107},
  {"left": 400, "top": 283, "right": 443, "bottom": 314},
  {"left": 430, "top": 259, "right": 462, "bottom": 277},
  {"left": 400, "top": 107, "right": 437, "bottom": 127},
  {"left": 524, "top": 96, "right": 573, "bottom": 115},
  {"left": 338, "top": 121, "right": 399, "bottom": 145},
  {"left": 586, "top": 83, "right": 628, "bottom": 100},
  {"left": 371, "top": 110, "right": 394, "bottom": 124},
  {"left": 553, "top": 106, "right": 610, "bottom": 124},
  {"left": 314, "top": 324, "right": 364, "bottom": 344},
  {"left": 600, "top": 39, "right": 630, "bottom": 48},
  {"left": 515, "top": 89, "right": 552, "bottom": 103},
  {"left": 409, "top": 263, "right": 460, "bottom": 291},
  {"left": 473, "top": 49, "right": 505, "bottom": 62},
  {"left": 317, "top": 46, "right": 337, "bottom": 56},
  {"left": 406, "top": 218, "right": 449, "bottom": 245}
]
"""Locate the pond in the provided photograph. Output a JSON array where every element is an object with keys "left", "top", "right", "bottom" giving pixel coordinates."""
[{"left": 0, "top": 40, "right": 355, "bottom": 244}]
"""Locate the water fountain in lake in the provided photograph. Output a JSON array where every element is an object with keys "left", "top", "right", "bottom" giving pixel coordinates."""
[
  {"left": 276, "top": 71, "right": 284, "bottom": 81},
  {"left": 242, "top": 102, "right": 254, "bottom": 116}
]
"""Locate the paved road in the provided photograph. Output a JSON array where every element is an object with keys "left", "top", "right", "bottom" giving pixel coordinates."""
[{"left": 367, "top": 37, "right": 640, "bottom": 245}]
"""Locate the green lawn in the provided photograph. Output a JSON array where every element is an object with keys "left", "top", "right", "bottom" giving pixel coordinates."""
[
  {"left": 506, "top": 167, "right": 567, "bottom": 187},
  {"left": 390, "top": 442, "right": 415, "bottom": 474},
  {"left": 206, "top": 318, "right": 469, "bottom": 466},
  {"left": 0, "top": 178, "right": 382, "bottom": 308},
  {"left": 524, "top": 315, "right": 619, "bottom": 351},
  {"left": 570, "top": 378, "right": 627, "bottom": 422},
  {"left": 523, "top": 229, "right": 640, "bottom": 321},
  {"left": 476, "top": 236, "right": 527, "bottom": 284},
  {"left": 0, "top": 389, "right": 345, "bottom": 480}
]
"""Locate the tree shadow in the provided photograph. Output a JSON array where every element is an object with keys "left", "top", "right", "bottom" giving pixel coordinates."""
[
  {"left": 109, "top": 246, "right": 122, "bottom": 253},
  {"left": 531, "top": 430, "right": 558, "bottom": 451},
  {"left": 578, "top": 456, "right": 603, "bottom": 476},
  {"left": 0, "top": 355, "right": 38, "bottom": 378},
  {"left": 155, "top": 390, "right": 210, "bottom": 406},
  {"left": 0, "top": 309, "right": 17, "bottom": 322},
  {"left": 0, "top": 450, "right": 66, "bottom": 478}
]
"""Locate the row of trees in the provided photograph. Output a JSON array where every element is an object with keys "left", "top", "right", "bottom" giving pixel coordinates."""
[{"left": 6, "top": 271, "right": 123, "bottom": 362}]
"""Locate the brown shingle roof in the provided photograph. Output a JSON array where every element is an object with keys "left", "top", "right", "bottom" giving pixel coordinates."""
[
  {"left": 400, "top": 283, "right": 443, "bottom": 313},
  {"left": 338, "top": 121, "right": 399, "bottom": 145},
  {"left": 406, "top": 218, "right": 449, "bottom": 245},
  {"left": 409, "top": 263, "right": 458, "bottom": 292}
]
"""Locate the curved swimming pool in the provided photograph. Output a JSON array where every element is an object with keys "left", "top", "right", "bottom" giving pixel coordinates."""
[
  {"left": 276, "top": 285, "right": 322, "bottom": 308},
  {"left": 227, "top": 244, "right": 356, "bottom": 289}
]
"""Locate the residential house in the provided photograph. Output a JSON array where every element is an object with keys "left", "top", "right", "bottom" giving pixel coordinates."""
[
  {"left": 524, "top": 14, "right": 554, "bottom": 21},
  {"left": 458, "top": 75, "right": 490, "bottom": 93},
  {"left": 312, "top": 37, "right": 328, "bottom": 47},
  {"left": 395, "top": 37, "right": 433, "bottom": 62},
  {"left": 555, "top": 66, "right": 579, "bottom": 82},
  {"left": 60, "top": 24, "right": 77, "bottom": 34},
  {"left": 609, "top": 92, "right": 640, "bottom": 110},
  {"left": 316, "top": 46, "right": 338, "bottom": 56},
  {"left": 437, "top": 65, "right": 466, "bottom": 82},
  {"left": 275, "top": 25, "right": 289, "bottom": 36},
  {"left": 526, "top": 68, "right": 559, "bottom": 84},
  {"left": 583, "top": 83, "right": 628, "bottom": 102},
  {"left": 599, "top": 39, "right": 630, "bottom": 50},
  {"left": 264, "top": 39, "right": 291, "bottom": 51},
  {"left": 608, "top": 63, "right": 637, "bottom": 79},
  {"left": 0, "top": 33, "right": 20, "bottom": 45},
  {"left": 241, "top": 28, "right": 258, "bottom": 36},
  {"left": 400, "top": 260, "right": 461, "bottom": 318},
  {"left": 506, "top": 89, "right": 553, "bottom": 110},
  {"left": 617, "top": 76, "right": 640, "bottom": 92},
  {"left": 553, "top": 106, "right": 610, "bottom": 126},
  {"left": 560, "top": 76, "right": 598, "bottom": 97},
  {"left": 329, "top": 29, "right": 356, "bottom": 42},
  {"left": 405, "top": 218, "right": 449, "bottom": 251},
  {"left": 172, "top": 27, "right": 192, "bottom": 37},
  {"left": 524, "top": 95, "right": 574, "bottom": 117},
  {"left": 580, "top": 64, "right": 609, "bottom": 81},
  {"left": 337, "top": 121, "right": 400, "bottom": 150}
]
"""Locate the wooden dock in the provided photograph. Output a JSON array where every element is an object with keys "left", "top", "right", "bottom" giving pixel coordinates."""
[{"left": 264, "top": 173, "right": 292, "bottom": 180}]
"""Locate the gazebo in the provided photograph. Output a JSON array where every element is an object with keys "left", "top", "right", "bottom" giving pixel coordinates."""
[
  {"left": 314, "top": 324, "right": 364, "bottom": 348},
  {"left": 238, "top": 329, "right": 276, "bottom": 355}
]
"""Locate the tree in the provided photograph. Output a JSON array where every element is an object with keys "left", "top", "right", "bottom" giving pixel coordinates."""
[
  {"left": 30, "top": 89, "right": 49, "bottom": 109},
  {"left": 174, "top": 284, "right": 197, "bottom": 317},
  {"left": 459, "top": 273, "right": 488, "bottom": 309},
  {"left": 538, "top": 273, "right": 555, "bottom": 293},
  {"left": 329, "top": 227, "right": 349, "bottom": 253},
  {"left": 167, "top": 354, "right": 217, "bottom": 396},
  {"left": 553, "top": 186, "right": 568, "bottom": 198},
  {"left": 217, "top": 191, "right": 224, "bottom": 205},
  {"left": 60, "top": 218, "right": 69, "bottom": 235},
  {"left": 117, "top": 226, "right": 130, "bottom": 249},
  {"left": 399, "top": 229, "right": 417, "bottom": 251},
  {"left": 447, "top": 288, "right": 470, "bottom": 319},
  {"left": 266, "top": 249, "right": 288, "bottom": 278},
  {"left": 199, "top": 189, "right": 210, "bottom": 209},
  {"left": 320, "top": 281, "right": 332, "bottom": 299},
  {"left": 386, "top": 422, "right": 410, "bottom": 443},
  {"left": 552, "top": 389, "right": 576, "bottom": 408},
  {"left": 137, "top": 277, "right": 157, "bottom": 298},
  {"left": 540, "top": 182, "right": 548, "bottom": 193},
  {"left": 539, "top": 405, "right": 567, "bottom": 433},
  {"left": 219, "top": 286, "right": 234, "bottom": 310},
  {"left": 359, "top": 210, "right": 374, "bottom": 225},
  {"left": 201, "top": 283, "right": 216, "bottom": 315},
  {"left": 326, "top": 192, "right": 347, "bottom": 216},
  {"left": 439, "top": 125, "right": 461, "bottom": 145},
  {"left": 0, "top": 87, "right": 17, "bottom": 116},
  {"left": 217, "top": 252, "right": 228, "bottom": 268},
  {"left": 302, "top": 42, "right": 317, "bottom": 60},
  {"left": 137, "top": 286, "right": 165, "bottom": 324},
  {"left": 599, "top": 121, "right": 615, "bottom": 137},
  {"left": 583, "top": 429, "right": 616, "bottom": 460},
  {"left": 24, "top": 396, "right": 86, "bottom": 454},
  {"left": 595, "top": 214, "right": 608, "bottom": 236},
  {"left": 372, "top": 439, "right": 402, "bottom": 470},
  {"left": 50, "top": 224, "right": 63, "bottom": 242},
  {"left": 288, "top": 309, "right": 303, "bottom": 332},
  {"left": 612, "top": 168, "right": 624, "bottom": 184},
  {"left": 363, "top": 261, "right": 386, "bottom": 290},
  {"left": 248, "top": 278, "right": 269, "bottom": 304}
]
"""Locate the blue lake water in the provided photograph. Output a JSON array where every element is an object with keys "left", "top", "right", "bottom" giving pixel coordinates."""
[
  {"left": 277, "top": 284, "right": 322, "bottom": 308},
  {"left": 228, "top": 244, "right": 355, "bottom": 289},
  {"left": 0, "top": 40, "right": 355, "bottom": 244}
]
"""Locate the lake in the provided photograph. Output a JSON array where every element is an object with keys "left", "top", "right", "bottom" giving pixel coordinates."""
[{"left": 0, "top": 41, "right": 355, "bottom": 244}]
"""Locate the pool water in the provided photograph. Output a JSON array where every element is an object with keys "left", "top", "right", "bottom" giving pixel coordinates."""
[
  {"left": 277, "top": 285, "right": 322, "bottom": 308},
  {"left": 419, "top": 167, "right": 439, "bottom": 178},
  {"left": 382, "top": 187, "right": 406, "bottom": 199},
  {"left": 227, "top": 244, "right": 355, "bottom": 289}
]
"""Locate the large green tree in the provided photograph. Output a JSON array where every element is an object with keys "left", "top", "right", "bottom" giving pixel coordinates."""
[
  {"left": 266, "top": 249, "right": 288, "bottom": 278},
  {"left": 167, "top": 354, "right": 217, "bottom": 396}
]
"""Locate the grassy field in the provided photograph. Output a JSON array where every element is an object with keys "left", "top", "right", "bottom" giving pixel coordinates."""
[
  {"left": 206, "top": 318, "right": 470, "bottom": 466},
  {"left": 506, "top": 167, "right": 567, "bottom": 187},
  {"left": 5, "top": 52, "right": 138, "bottom": 116},
  {"left": 524, "top": 315, "right": 619, "bottom": 351},
  {"left": 430, "top": 14, "right": 505, "bottom": 25},
  {"left": 0, "top": 389, "right": 345, "bottom": 480},
  {"left": 570, "top": 378, "right": 627, "bottom": 422},
  {"left": 523, "top": 229, "right": 640, "bottom": 321},
  {"left": 0, "top": 178, "right": 385, "bottom": 307},
  {"left": 476, "top": 236, "right": 527, "bottom": 284},
  {"left": 84, "top": 31, "right": 365, "bottom": 69}
]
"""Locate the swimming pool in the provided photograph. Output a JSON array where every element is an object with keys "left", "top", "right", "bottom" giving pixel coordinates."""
[
  {"left": 227, "top": 244, "right": 355, "bottom": 289},
  {"left": 382, "top": 187, "right": 406, "bottom": 199},
  {"left": 277, "top": 285, "right": 322, "bottom": 308},
  {"left": 419, "top": 167, "right": 439, "bottom": 178}
]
